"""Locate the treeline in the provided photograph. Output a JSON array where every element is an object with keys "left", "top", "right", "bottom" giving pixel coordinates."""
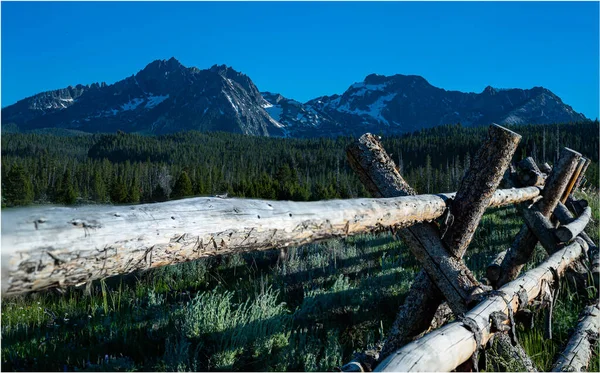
[{"left": 1, "top": 121, "right": 598, "bottom": 207}]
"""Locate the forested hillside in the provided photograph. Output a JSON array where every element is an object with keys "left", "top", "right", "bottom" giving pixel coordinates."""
[{"left": 2, "top": 121, "right": 598, "bottom": 207}]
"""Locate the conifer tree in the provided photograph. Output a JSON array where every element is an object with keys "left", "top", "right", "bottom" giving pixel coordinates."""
[
  {"left": 2, "top": 164, "right": 34, "bottom": 206},
  {"left": 59, "top": 169, "right": 77, "bottom": 205},
  {"left": 172, "top": 171, "right": 193, "bottom": 199}
]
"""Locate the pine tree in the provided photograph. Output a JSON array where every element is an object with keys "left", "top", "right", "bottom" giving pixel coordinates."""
[
  {"left": 152, "top": 184, "right": 169, "bottom": 202},
  {"left": 92, "top": 170, "right": 107, "bottom": 202},
  {"left": 59, "top": 169, "right": 77, "bottom": 205},
  {"left": 2, "top": 164, "right": 34, "bottom": 206},
  {"left": 110, "top": 177, "right": 128, "bottom": 204},
  {"left": 172, "top": 171, "right": 193, "bottom": 199},
  {"left": 127, "top": 176, "right": 141, "bottom": 203}
]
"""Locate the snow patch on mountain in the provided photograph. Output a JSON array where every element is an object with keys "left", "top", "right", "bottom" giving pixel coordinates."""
[
  {"left": 265, "top": 106, "right": 283, "bottom": 122},
  {"left": 224, "top": 92, "right": 239, "bottom": 114},
  {"left": 145, "top": 94, "right": 169, "bottom": 109},
  {"left": 338, "top": 93, "right": 397, "bottom": 125},
  {"left": 121, "top": 98, "right": 145, "bottom": 111},
  {"left": 349, "top": 82, "right": 389, "bottom": 97}
]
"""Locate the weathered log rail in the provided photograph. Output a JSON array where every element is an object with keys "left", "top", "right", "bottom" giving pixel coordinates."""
[
  {"left": 1, "top": 185, "right": 540, "bottom": 295},
  {"left": 375, "top": 238, "right": 590, "bottom": 372},
  {"left": 1, "top": 123, "right": 597, "bottom": 373}
]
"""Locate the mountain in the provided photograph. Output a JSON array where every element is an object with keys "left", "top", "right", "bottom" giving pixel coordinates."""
[
  {"left": 295, "top": 74, "right": 587, "bottom": 136},
  {"left": 2, "top": 58, "right": 286, "bottom": 137},
  {"left": 2, "top": 58, "right": 588, "bottom": 137}
]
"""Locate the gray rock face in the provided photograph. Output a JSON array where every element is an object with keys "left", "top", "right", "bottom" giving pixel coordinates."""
[{"left": 2, "top": 59, "right": 588, "bottom": 137}]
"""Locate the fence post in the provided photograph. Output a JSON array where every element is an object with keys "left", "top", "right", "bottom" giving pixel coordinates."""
[
  {"left": 496, "top": 148, "right": 581, "bottom": 287},
  {"left": 342, "top": 124, "right": 520, "bottom": 370}
]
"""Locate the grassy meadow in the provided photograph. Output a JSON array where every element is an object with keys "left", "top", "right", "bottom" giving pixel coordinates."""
[{"left": 2, "top": 189, "right": 599, "bottom": 372}]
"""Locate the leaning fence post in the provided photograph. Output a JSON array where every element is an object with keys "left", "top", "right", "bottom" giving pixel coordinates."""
[
  {"left": 561, "top": 157, "right": 587, "bottom": 203},
  {"left": 573, "top": 158, "right": 591, "bottom": 192},
  {"left": 342, "top": 124, "right": 521, "bottom": 370},
  {"left": 495, "top": 147, "right": 581, "bottom": 287}
]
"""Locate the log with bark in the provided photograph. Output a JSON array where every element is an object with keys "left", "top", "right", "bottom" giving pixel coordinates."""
[
  {"left": 341, "top": 124, "right": 521, "bottom": 370},
  {"left": 540, "top": 163, "right": 553, "bottom": 174},
  {"left": 552, "top": 301, "right": 600, "bottom": 372},
  {"left": 492, "top": 333, "right": 538, "bottom": 372},
  {"left": 486, "top": 250, "right": 507, "bottom": 284},
  {"left": 517, "top": 157, "right": 547, "bottom": 187},
  {"left": 521, "top": 207, "right": 563, "bottom": 254},
  {"left": 1, "top": 186, "right": 541, "bottom": 296},
  {"left": 375, "top": 239, "right": 589, "bottom": 372},
  {"left": 565, "top": 195, "right": 589, "bottom": 217},
  {"left": 496, "top": 148, "right": 582, "bottom": 287}
]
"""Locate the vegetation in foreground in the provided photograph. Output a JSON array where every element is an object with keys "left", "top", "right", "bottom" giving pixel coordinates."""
[{"left": 2, "top": 189, "right": 599, "bottom": 372}]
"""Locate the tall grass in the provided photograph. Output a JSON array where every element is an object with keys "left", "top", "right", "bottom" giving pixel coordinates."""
[{"left": 2, "top": 190, "right": 599, "bottom": 371}]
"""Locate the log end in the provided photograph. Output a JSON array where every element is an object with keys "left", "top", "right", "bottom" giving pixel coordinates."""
[
  {"left": 486, "top": 264, "right": 502, "bottom": 283},
  {"left": 555, "top": 227, "right": 574, "bottom": 243}
]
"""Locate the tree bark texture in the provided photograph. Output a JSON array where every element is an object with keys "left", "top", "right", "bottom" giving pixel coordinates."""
[
  {"left": 442, "top": 124, "right": 521, "bottom": 257},
  {"left": 493, "top": 333, "right": 538, "bottom": 372},
  {"left": 517, "top": 157, "right": 547, "bottom": 187}
]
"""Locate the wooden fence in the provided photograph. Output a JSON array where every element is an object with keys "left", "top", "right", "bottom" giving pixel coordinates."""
[{"left": 1, "top": 124, "right": 597, "bottom": 372}]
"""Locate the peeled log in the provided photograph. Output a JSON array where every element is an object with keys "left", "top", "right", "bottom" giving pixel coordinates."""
[
  {"left": 552, "top": 301, "right": 600, "bottom": 372},
  {"left": 555, "top": 206, "right": 592, "bottom": 243},
  {"left": 0, "top": 194, "right": 473, "bottom": 296},
  {"left": 375, "top": 239, "right": 587, "bottom": 372},
  {"left": 2, "top": 184, "right": 540, "bottom": 296}
]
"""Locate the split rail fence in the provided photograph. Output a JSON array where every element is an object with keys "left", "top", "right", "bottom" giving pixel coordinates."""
[{"left": 1, "top": 124, "right": 598, "bottom": 372}]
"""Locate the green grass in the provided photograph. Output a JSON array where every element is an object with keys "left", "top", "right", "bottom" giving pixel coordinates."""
[{"left": 2, "top": 190, "right": 599, "bottom": 371}]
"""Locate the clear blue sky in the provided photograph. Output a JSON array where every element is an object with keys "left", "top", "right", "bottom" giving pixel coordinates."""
[{"left": 2, "top": 1, "right": 599, "bottom": 119}]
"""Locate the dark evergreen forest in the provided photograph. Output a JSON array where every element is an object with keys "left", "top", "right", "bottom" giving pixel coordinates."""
[{"left": 2, "top": 121, "right": 598, "bottom": 207}]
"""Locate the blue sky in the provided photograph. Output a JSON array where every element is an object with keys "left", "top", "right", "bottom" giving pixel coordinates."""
[{"left": 2, "top": 1, "right": 599, "bottom": 119}]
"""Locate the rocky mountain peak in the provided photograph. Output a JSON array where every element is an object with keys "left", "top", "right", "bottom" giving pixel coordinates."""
[{"left": 1, "top": 59, "right": 589, "bottom": 138}]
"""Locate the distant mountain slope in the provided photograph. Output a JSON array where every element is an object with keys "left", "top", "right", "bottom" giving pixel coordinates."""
[
  {"left": 298, "top": 74, "right": 587, "bottom": 135},
  {"left": 2, "top": 58, "right": 588, "bottom": 137},
  {"left": 2, "top": 58, "right": 285, "bottom": 136}
]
